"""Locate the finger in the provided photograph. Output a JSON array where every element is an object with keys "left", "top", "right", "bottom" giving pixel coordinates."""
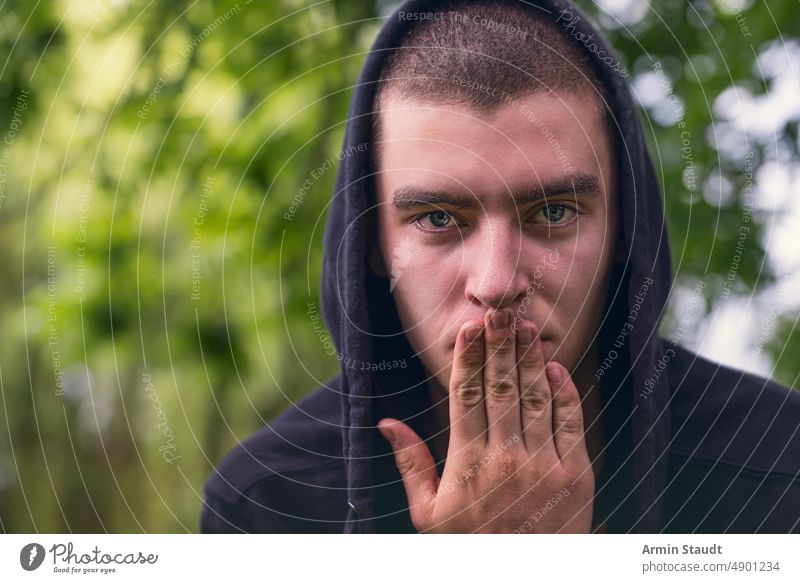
[
  {"left": 483, "top": 308, "right": 522, "bottom": 445},
  {"left": 547, "top": 363, "right": 591, "bottom": 471},
  {"left": 377, "top": 418, "right": 439, "bottom": 528},
  {"left": 448, "top": 320, "right": 487, "bottom": 450},
  {"left": 516, "top": 319, "right": 555, "bottom": 456}
]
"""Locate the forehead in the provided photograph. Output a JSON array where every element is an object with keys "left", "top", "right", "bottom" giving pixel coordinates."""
[{"left": 375, "top": 91, "right": 614, "bottom": 203}]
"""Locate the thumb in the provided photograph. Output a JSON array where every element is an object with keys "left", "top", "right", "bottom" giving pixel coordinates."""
[{"left": 377, "top": 418, "right": 439, "bottom": 527}]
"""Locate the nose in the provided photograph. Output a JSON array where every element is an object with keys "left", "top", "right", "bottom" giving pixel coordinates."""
[{"left": 463, "top": 220, "right": 530, "bottom": 310}]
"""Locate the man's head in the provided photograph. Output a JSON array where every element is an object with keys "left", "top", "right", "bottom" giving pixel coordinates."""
[{"left": 369, "top": 1, "right": 622, "bottom": 395}]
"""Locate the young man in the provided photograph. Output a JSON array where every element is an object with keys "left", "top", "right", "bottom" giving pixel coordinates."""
[{"left": 201, "top": 0, "right": 800, "bottom": 533}]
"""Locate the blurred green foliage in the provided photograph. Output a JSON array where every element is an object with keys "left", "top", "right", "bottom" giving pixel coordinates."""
[{"left": 0, "top": 0, "right": 797, "bottom": 532}]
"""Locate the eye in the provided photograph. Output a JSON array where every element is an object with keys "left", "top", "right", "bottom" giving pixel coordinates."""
[
  {"left": 532, "top": 203, "right": 577, "bottom": 225},
  {"left": 415, "top": 210, "right": 458, "bottom": 231}
]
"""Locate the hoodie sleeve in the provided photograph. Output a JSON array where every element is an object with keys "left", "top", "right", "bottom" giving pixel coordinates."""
[
  {"left": 199, "top": 476, "right": 309, "bottom": 533},
  {"left": 199, "top": 383, "right": 349, "bottom": 533},
  {"left": 200, "top": 468, "right": 349, "bottom": 533},
  {"left": 200, "top": 483, "right": 254, "bottom": 533}
]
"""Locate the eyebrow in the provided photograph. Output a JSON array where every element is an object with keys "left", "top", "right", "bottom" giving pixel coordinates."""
[{"left": 391, "top": 173, "right": 601, "bottom": 210}]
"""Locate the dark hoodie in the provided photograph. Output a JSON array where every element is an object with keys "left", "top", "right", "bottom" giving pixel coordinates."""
[{"left": 200, "top": 0, "right": 800, "bottom": 533}]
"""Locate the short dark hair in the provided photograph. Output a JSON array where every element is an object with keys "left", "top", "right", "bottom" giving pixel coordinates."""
[{"left": 373, "top": 0, "right": 612, "bottom": 151}]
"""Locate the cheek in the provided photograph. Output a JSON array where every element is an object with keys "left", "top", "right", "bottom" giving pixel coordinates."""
[
  {"left": 571, "top": 243, "right": 609, "bottom": 290},
  {"left": 553, "top": 240, "right": 614, "bottom": 344},
  {"left": 388, "top": 245, "right": 463, "bottom": 336},
  {"left": 566, "top": 211, "right": 614, "bottom": 272},
  {"left": 386, "top": 234, "right": 465, "bottom": 298},
  {"left": 543, "top": 231, "right": 612, "bottom": 312}
]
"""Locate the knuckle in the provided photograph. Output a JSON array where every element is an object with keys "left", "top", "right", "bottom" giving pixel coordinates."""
[
  {"left": 489, "top": 336, "right": 514, "bottom": 356},
  {"left": 455, "top": 365, "right": 483, "bottom": 387},
  {"left": 517, "top": 358, "right": 539, "bottom": 375},
  {"left": 455, "top": 382, "right": 484, "bottom": 407},
  {"left": 518, "top": 342, "right": 541, "bottom": 364},
  {"left": 456, "top": 447, "right": 485, "bottom": 472},
  {"left": 553, "top": 381, "right": 579, "bottom": 406},
  {"left": 455, "top": 458, "right": 485, "bottom": 488},
  {"left": 394, "top": 452, "right": 417, "bottom": 476},
  {"left": 486, "top": 375, "right": 517, "bottom": 398},
  {"left": 460, "top": 350, "right": 484, "bottom": 368},
  {"left": 461, "top": 456, "right": 484, "bottom": 476},
  {"left": 520, "top": 386, "right": 551, "bottom": 411},
  {"left": 493, "top": 452, "right": 519, "bottom": 481},
  {"left": 556, "top": 409, "right": 584, "bottom": 434}
]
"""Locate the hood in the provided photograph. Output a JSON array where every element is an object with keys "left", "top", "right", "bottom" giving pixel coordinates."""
[{"left": 320, "top": 0, "right": 673, "bottom": 533}]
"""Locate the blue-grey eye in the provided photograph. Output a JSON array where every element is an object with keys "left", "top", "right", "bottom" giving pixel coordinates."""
[
  {"left": 543, "top": 204, "right": 567, "bottom": 222},
  {"left": 428, "top": 210, "right": 452, "bottom": 228}
]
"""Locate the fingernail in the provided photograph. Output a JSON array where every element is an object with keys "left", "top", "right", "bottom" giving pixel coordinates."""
[
  {"left": 517, "top": 326, "right": 533, "bottom": 345},
  {"left": 465, "top": 325, "right": 483, "bottom": 344},
  {"left": 490, "top": 310, "right": 510, "bottom": 330},
  {"left": 546, "top": 363, "right": 563, "bottom": 385}
]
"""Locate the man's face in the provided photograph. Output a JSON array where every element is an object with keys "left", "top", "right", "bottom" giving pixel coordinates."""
[{"left": 373, "top": 91, "right": 618, "bottom": 395}]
